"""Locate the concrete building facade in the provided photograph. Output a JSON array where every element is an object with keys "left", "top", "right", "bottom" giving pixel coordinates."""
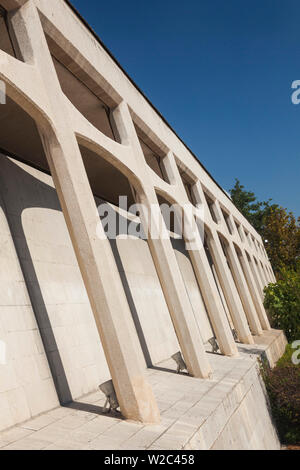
[{"left": 0, "top": 0, "right": 286, "bottom": 448}]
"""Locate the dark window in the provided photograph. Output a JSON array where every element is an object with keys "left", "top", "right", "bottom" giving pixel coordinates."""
[
  {"left": 50, "top": 56, "right": 115, "bottom": 139},
  {"left": 204, "top": 193, "right": 218, "bottom": 223},
  {"left": 178, "top": 168, "right": 196, "bottom": 205},
  {"left": 138, "top": 136, "right": 170, "bottom": 183},
  {"left": 0, "top": 7, "right": 15, "bottom": 57},
  {"left": 221, "top": 209, "right": 233, "bottom": 234},
  {"left": 235, "top": 221, "right": 243, "bottom": 241}
]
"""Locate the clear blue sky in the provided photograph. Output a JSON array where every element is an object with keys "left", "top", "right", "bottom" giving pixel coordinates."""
[{"left": 71, "top": 0, "right": 300, "bottom": 217}]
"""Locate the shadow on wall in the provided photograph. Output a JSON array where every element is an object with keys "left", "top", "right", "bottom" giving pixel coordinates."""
[
  {"left": 96, "top": 199, "right": 176, "bottom": 368},
  {"left": 0, "top": 156, "right": 164, "bottom": 405},
  {"left": 109, "top": 234, "right": 153, "bottom": 368},
  {"left": 0, "top": 156, "right": 73, "bottom": 405}
]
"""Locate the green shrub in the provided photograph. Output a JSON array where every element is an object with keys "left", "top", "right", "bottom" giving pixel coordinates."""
[
  {"left": 262, "top": 353, "right": 300, "bottom": 445},
  {"left": 276, "top": 343, "right": 300, "bottom": 368},
  {"left": 263, "top": 264, "right": 300, "bottom": 342}
]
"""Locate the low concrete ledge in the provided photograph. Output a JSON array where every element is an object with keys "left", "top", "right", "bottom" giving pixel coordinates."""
[
  {"left": 238, "top": 329, "right": 287, "bottom": 368},
  {"left": 0, "top": 332, "right": 285, "bottom": 450},
  {"left": 147, "top": 351, "right": 280, "bottom": 450}
]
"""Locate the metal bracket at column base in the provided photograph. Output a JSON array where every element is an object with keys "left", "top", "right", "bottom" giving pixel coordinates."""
[
  {"left": 208, "top": 337, "right": 220, "bottom": 354},
  {"left": 232, "top": 329, "right": 239, "bottom": 342},
  {"left": 171, "top": 351, "right": 187, "bottom": 374},
  {"left": 99, "top": 379, "right": 120, "bottom": 414}
]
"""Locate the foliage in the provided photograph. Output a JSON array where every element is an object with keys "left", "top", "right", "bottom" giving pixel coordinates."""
[
  {"left": 263, "top": 263, "right": 300, "bottom": 342},
  {"left": 276, "top": 343, "right": 298, "bottom": 368},
  {"left": 262, "top": 345, "right": 300, "bottom": 445},
  {"left": 229, "top": 179, "right": 277, "bottom": 234},
  {"left": 230, "top": 181, "right": 300, "bottom": 445},
  {"left": 263, "top": 207, "right": 300, "bottom": 274},
  {"left": 229, "top": 179, "right": 300, "bottom": 275}
]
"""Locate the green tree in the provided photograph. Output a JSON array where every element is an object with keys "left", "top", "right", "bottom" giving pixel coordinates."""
[
  {"left": 229, "top": 179, "right": 300, "bottom": 274},
  {"left": 263, "top": 207, "right": 300, "bottom": 274},
  {"left": 229, "top": 179, "right": 277, "bottom": 234},
  {"left": 264, "top": 261, "right": 300, "bottom": 342}
]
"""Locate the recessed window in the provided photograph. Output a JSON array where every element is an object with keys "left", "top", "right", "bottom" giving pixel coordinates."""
[
  {"left": 221, "top": 209, "right": 233, "bottom": 234},
  {"left": 204, "top": 192, "right": 218, "bottom": 223},
  {"left": 244, "top": 229, "right": 252, "bottom": 247},
  {"left": 51, "top": 56, "right": 115, "bottom": 139},
  {"left": 0, "top": 7, "right": 15, "bottom": 57},
  {"left": 252, "top": 236, "right": 258, "bottom": 251},
  {"left": 235, "top": 220, "right": 244, "bottom": 242},
  {"left": 177, "top": 167, "right": 197, "bottom": 205},
  {"left": 138, "top": 135, "right": 170, "bottom": 183}
]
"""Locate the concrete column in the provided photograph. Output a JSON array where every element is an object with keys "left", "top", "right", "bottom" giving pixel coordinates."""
[
  {"left": 269, "top": 265, "right": 277, "bottom": 283},
  {"left": 267, "top": 259, "right": 277, "bottom": 283},
  {"left": 256, "top": 260, "right": 267, "bottom": 290},
  {"left": 10, "top": 0, "right": 160, "bottom": 423},
  {"left": 111, "top": 101, "right": 213, "bottom": 378},
  {"left": 225, "top": 242, "right": 263, "bottom": 336},
  {"left": 239, "top": 225, "right": 265, "bottom": 299},
  {"left": 248, "top": 253, "right": 265, "bottom": 300},
  {"left": 187, "top": 182, "right": 238, "bottom": 356},
  {"left": 259, "top": 259, "right": 269, "bottom": 284},
  {"left": 164, "top": 157, "right": 238, "bottom": 356},
  {"left": 210, "top": 262, "right": 234, "bottom": 330},
  {"left": 257, "top": 260, "right": 268, "bottom": 287},
  {"left": 187, "top": 243, "right": 239, "bottom": 356},
  {"left": 262, "top": 263, "right": 271, "bottom": 285},
  {"left": 206, "top": 231, "right": 254, "bottom": 344},
  {"left": 264, "top": 265, "right": 271, "bottom": 283},
  {"left": 238, "top": 251, "right": 271, "bottom": 330}
]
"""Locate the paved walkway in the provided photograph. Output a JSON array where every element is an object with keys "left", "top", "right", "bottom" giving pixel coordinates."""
[{"left": 0, "top": 351, "right": 258, "bottom": 450}]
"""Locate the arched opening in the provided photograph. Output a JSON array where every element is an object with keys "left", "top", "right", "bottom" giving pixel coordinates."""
[
  {"left": 0, "top": 98, "right": 122, "bottom": 423},
  {"left": 0, "top": 89, "right": 182, "bottom": 412},
  {"left": 204, "top": 228, "right": 237, "bottom": 340},
  {"left": 0, "top": 6, "right": 15, "bottom": 58},
  {"left": 155, "top": 192, "right": 215, "bottom": 348},
  {"left": 78, "top": 142, "right": 180, "bottom": 367}
]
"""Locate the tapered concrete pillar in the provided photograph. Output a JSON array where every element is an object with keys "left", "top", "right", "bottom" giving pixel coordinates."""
[
  {"left": 206, "top": 231, "right": 254, "bottom": 344},
  {"left": 225, "top": 242, "right": 263, "bottom": 335},
  {"left": 256, "top": 260, "right": 267, "bottom": 291},
  {"left": 238, "top": 251, "right": 271, "bottom": 330},
  {"left": 262, "top": 263, "right": 271, "bottom": 285},
  {"left": 248, "top": 253, "right": 265, "bottom": 300},
  {"left": 267, "top": 266, "right": 273, "bottom": 283},
  {"left": 259, "top": 261, "right": 269, "bottom": 284},
  {"left": 186, "top": 182, "right": 239, "bottom": 356},
  {"left": 211, "top": 263, "right": 235, "bottom": 330},
  {"left": 163, "top": 156, "right": 238, "bottom": 356},
  {"left": 10, "top": 0, "right": 160, "bottom": 423},
  {"left": 265, "top": 266, "right": 272, "bottom": 283},
  {"left": 39, "top": 127, "right": 161, "bottom": 422},
  {"left": 187, "top": 244, "right": 239, "bottom": 356},
  {"left": 111, "top": 101, "right": 213, "bottom": 378},
  {"left": 269, "top": 265, "right": 276, "bottom": 283},
  {"left": 257, "top": 260, "right": 268, "bottom": 288}
]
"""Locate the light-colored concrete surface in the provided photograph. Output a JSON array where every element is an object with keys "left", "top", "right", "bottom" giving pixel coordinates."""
[
  {"left": 0, "top": 157, "right": 111, "bottom": 426},
  {"left": 239, "top": 329, "right": 287, "bottom": 368},
  {"left": 0, "top": 0, "right": 280, "bottom": 437},
  {"left": 5, "top": 0, "right": 160, "bottom": 424},
  {"left": 0, "top": 331, "right": 285, "bottom": 450},
  {"left": 171, "top": 236, "right": 214, "bottom": 345}
]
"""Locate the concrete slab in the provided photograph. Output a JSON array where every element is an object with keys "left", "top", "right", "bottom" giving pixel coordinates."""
[{"left": 0, "top": 330, "right": 285, "bottom": 450}]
